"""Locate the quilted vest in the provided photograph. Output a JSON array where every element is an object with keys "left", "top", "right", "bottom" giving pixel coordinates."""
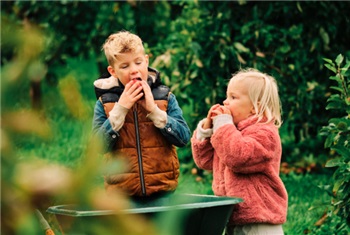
[{"left": 96, "top": 74, "right": 179, "bottom": 197}]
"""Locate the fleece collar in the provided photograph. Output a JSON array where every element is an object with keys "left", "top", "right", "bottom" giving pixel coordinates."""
[{"left": 93, "top": 67, "right": 162, "bottom": 100}]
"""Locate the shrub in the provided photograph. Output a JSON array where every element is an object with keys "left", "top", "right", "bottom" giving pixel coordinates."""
[{"left": 319, "top": 54, "right": 350, "bottom": 232}]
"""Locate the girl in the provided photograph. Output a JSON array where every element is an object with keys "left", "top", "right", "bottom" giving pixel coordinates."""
[{"left": 191, "top": 68, "right": 288, "bottom": 235}]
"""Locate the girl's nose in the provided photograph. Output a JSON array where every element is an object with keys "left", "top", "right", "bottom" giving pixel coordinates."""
[{"left": 223, "top": 99, "right": 228, "bottom": 105}]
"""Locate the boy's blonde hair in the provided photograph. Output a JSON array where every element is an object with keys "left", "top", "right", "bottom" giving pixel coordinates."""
[
  {"left": 102, "top": 31, "right": 144, "bottom": 66},
  {"left": 231, "top": 68, "right": 282, "bottom": 128}
]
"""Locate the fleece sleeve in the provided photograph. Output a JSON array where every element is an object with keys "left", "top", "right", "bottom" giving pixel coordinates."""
[
  {"left": 211, "top": 120, "right": 280, "bottom": 174},
  {"left": 191, "top": 129, "right": 214, "bottom": 171}
]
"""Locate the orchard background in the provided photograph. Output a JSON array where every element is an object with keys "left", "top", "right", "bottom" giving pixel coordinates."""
[{"left": 1, "top": 1, "right": 349, "bottom": 234}]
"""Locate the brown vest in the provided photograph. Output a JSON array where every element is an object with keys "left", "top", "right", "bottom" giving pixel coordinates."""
[{"left": 102, "top": 99, "right": 179, "bottom": 197}]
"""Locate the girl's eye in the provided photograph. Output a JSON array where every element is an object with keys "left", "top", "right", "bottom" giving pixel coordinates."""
[{"left": 120, "top": 64, "right": 128, "bottom": 69}]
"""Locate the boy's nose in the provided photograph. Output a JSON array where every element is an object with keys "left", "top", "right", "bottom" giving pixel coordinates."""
[{"left": 129, "top": 64, "right": 138, "bottom": 74}]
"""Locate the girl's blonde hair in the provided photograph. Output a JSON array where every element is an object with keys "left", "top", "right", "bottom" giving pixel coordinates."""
[
  {"left": 231, "top": 68, "right": 282, "bottom": 128},
  {"left": 102, "top": 31, "right": 144, "bottom": 66}
]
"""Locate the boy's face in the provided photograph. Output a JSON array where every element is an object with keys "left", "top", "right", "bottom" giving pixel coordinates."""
[
  {"left": 223, "top": 79, "right": 255, "bottom": 125},
  {"left": 108, "top": 49, "right": 149, "bottom": 86}
]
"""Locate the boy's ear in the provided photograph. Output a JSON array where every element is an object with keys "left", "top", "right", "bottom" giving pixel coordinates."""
[
  {"left": 145, "top": 54, "right": 149, "bottom": 66},
  {"left": 107, "top": 65, "right": 116, "bottom": 77}
]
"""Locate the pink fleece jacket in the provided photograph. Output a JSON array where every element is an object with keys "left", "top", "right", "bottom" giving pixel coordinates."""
[{"left": 191, "top": 115, "right": 288, "bottom": 226}]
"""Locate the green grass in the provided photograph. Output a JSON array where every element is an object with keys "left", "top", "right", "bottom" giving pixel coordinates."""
[{"left": 282, "top": 173, "right": 331, "bottom": 234}]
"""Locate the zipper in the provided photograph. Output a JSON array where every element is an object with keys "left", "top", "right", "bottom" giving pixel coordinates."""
[{"left": 133, "top": 105, "right": 146, "bottom": 196}]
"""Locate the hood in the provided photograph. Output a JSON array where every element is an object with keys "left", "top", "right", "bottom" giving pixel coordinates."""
[{"left": 94, "top": 67, "right": 162, "bottom": 100}]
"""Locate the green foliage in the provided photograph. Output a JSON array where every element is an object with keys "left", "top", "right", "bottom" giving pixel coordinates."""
[
  {"left": 2, "top": 1, "right": 350, "bottom": 166},
  {"left": 147, "top": 1, "right": 350, "bottom": 166},
  {"left": 1, "top": 1, "right": 174, "bottom": 83},
  {"left": 320, "top": 54, "right": 350, "bottom": 229},
  {"left": 2, "top": 2, "right": 350, "bottom": 233}
]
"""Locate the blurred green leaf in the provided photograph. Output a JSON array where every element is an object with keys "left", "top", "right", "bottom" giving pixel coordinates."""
[
  {"left": 335, "top": 54, "right": 344, "bottom": 67},
  {"left": 233, "top": 42, "right": 250, "bottom": 53},
  {"left": 323, "top": 58, "right": 334, "bottom": 65},
  {"left": 326, "top": 158, "right": 342, "bottom": 168},
  {"left": 325, "top": 64, "right": 337, "bottom": 73}
]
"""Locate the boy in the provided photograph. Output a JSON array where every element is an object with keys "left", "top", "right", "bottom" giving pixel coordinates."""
[{"left": 92, "top": 31, "right": 191, "bottom": 197}]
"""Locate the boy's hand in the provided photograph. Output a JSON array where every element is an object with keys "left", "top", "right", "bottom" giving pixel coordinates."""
[
  {"left": 138, "top": 80, "right": 156, "bottom": 113},
  {"left": 118, "top": 80, "right": 144, "bottom": 109}
]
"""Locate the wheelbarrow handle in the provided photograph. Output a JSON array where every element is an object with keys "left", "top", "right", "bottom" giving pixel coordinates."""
[{"left": 35, "top": 209, "right": 55, "bottom": 235}]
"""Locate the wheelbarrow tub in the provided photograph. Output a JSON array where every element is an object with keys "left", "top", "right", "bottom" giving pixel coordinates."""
[{"left": 47, "top": 193, "right": 242, "bottom": 235}]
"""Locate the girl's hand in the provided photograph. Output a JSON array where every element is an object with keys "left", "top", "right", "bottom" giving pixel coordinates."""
[
  {"left": 212, "top": 105, "right": 231, "bottom": 116},
  {"left": 118, "top": 80, "right": 144, "bottom": 109},
  {"left": 202, "top": 104, "right": 231, "bottom": 129},
  {"left": 138, "top": 80, "right": 156, "bottom": 113},
  {"left": 202, "top": 104, "right": 220, "bottom": 129}
]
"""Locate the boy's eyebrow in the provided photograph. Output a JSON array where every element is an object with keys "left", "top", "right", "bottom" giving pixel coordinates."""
[
  {"left": 118, "top": 62, "right": 129, "bottom": 67},
  {"left": 135, "top": 56, "right": 144, "bottom": 60}
]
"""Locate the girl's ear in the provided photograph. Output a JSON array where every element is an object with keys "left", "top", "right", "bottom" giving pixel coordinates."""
[
  {"left": 250, "top": 107, "right": 256, "bottom": 115},
  {"left": 250, "top": 102, "right": 258, "bottom": 115},
  {"left": 107, "top": 65, "right": 116, "bottom": 77}
]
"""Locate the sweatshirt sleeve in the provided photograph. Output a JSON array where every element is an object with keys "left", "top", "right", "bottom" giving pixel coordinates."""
[
  {"left": 195, "top": 119, "right": 213, "bottom": 141},
  {"left": 109, "top": 103, "right": 129, "bottom": 131},
  {"left": 211, "top": 118, "right": 280, "bottom": 174},
  {"left": 146, "top": 105, "right": 167, "bottom": 128}
]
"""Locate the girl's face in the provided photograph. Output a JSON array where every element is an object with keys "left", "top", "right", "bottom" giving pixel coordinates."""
[
  {"left": 107, "top": 49, "right": 149, "bottom": 86},
  {"left": 223, "top": 79, "right": 255, "bottom": 125}
]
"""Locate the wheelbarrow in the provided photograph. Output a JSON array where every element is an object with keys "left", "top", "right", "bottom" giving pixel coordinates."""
[{"left": 47, "top": 193, "right": 242, "bottom": 235}]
